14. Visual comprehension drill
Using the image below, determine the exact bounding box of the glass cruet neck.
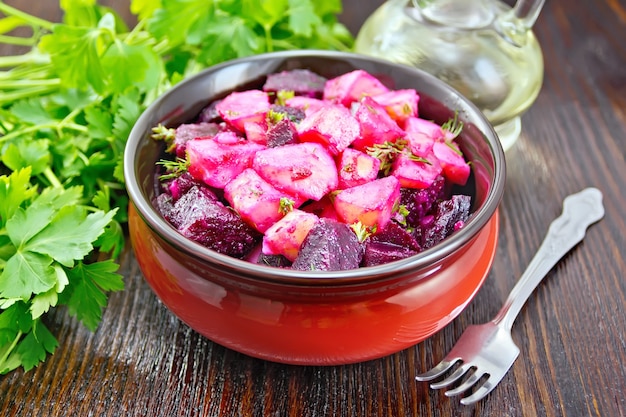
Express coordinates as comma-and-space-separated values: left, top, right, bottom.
494, 0, 546, 46
411, 0, 497, 29
411, 0, 545, 46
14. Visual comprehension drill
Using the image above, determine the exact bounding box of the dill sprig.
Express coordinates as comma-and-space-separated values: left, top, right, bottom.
157, 157, 189, 181
441, 111, 464, 139
151, 124, 177, 153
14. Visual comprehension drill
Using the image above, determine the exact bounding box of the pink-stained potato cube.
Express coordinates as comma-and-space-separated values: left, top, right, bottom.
252, 142, 339, 201
224, 168, 303, 233
372, 88, 420, 125
186, 132, 266, 189
285, 96, 326, 117
323, 69, 390, 107
432, 141, 470, 186
216, 90, 271, 132
243, 120, 268, 145
297, 103, 361, 155
337, 148, 381, 189
404, 116, 445, 141
351, 96, 406, 151
391, 151, 443, 189
333, 175, 401, 231
262, 209, 320, 261
403, 130, 435, 158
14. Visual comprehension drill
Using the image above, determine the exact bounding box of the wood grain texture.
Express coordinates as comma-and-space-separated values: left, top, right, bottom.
1, 0, 625, 416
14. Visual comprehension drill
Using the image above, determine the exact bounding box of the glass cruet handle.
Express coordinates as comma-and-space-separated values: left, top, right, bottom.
495, 0, 546, 46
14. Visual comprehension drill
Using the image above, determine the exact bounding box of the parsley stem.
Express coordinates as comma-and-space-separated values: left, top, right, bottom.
124, 17, 147, 44
0, 2, 54, 31
0, 86, 59, 106
263, 25, 274, 52
60, 107, 84, 126
0, 330, 22, 373
43, 167, 62, 189
0, 78, 60, 89
0, 122, 87, 144
0, 63, 53, 80
0, 35, 36, 46
0, 51, 50, 69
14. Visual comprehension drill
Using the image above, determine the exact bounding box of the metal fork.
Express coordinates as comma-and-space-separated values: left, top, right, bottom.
415, 187, 605, 405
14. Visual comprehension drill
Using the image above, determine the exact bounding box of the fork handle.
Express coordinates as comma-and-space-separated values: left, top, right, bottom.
492, 188, 605, 331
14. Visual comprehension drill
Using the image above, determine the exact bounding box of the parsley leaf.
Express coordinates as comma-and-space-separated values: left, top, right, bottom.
0, 251, 57, 300
39, 23, 109, 93
0, 168, 37, 229
63, 260, 123, 330
14, 319, 58, 372
23, 206, 117, 267
287, 0, 321, 37
0, 0, 353, 374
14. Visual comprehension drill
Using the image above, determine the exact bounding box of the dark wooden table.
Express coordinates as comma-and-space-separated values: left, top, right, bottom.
1, 1, 625, 416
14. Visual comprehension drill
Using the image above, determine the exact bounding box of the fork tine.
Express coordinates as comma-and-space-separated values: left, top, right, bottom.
459, 379, 497, 405
429, 362, 473, 389
443, 369, 485, 397
415, 359, 458, 381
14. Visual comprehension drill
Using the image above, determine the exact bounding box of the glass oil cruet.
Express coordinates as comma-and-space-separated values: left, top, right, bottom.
354, 0, 545, 151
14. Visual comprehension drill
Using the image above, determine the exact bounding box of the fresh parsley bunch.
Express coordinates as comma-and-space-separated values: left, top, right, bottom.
0, 0, 353, 374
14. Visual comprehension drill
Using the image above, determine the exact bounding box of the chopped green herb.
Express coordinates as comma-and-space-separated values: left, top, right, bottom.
151, 124, 177, 153
441, 111, 464, 139
366, 139, 408, 175
276, 90, 295, 106
267, 109, 286, 125
350, 221, 376, 243
156, 157, 189, 180
278, 197, 295, 215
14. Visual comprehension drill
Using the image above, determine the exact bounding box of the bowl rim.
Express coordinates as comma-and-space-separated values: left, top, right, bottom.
124, 50, 506, 285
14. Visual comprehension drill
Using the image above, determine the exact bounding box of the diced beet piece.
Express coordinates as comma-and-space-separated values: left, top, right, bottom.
362, 242, 418, 267
262, 209, 319, 261
301, 196, 340, 221
400, 175, 446, 227
285, 96, 326, 116
297, 103, 361, 155
197, 100, 221, 123
224, 168, 304, 233
323, 69, 390, 107
173, 122, 221, 157
270, 104, 306, 123
415, 194, 472, 250
432, 141, 470, 186
165, 172, 202, 201
257, 253, 292, 268
157, 185, 260, 257
369, 221, 421, 252
292, 218, 364, 271
372, 89, 420, 124
155, 193, 178, 226
337, 148, 381, 189
186, 132, 266, 189
351, 96, 406, 151
391, 151, 443, 189
263, 69, 327, 97
333, 176, 400, 231
266, 117, 299, 147
215, 90, 270, 132
252, 142, 338, 201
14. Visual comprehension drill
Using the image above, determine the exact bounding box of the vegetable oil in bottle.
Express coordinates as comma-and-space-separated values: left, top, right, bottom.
354, 0, 545, 151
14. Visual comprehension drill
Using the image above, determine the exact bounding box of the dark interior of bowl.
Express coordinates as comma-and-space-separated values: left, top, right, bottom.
125, 50, 505, 280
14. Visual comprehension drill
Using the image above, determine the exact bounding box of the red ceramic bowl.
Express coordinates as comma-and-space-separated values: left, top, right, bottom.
124, 50, 506, 365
